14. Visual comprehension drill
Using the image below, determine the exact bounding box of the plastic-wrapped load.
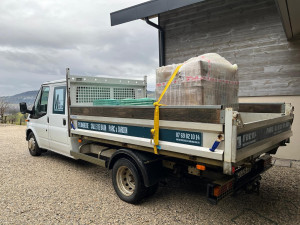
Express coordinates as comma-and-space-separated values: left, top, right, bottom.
155, 53, 239, 109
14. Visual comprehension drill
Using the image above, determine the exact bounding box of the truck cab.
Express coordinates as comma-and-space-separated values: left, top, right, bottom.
21, 80, 72, 157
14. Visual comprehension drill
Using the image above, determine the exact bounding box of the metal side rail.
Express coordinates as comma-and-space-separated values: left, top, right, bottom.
71, 151, 106, 167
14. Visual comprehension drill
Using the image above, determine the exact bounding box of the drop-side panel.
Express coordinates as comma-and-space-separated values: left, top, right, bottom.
235, 115, 293, 162
70, 106, 223, 124
70, 116, 224, 161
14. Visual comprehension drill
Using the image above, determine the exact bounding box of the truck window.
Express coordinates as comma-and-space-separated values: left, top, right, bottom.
31, 86, 50, 118
53, 86, 66, 114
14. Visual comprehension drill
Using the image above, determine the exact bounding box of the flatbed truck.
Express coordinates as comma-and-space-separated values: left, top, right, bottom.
20, 68, 294, 204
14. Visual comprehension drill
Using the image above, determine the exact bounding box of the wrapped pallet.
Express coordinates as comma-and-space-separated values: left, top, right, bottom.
155, 53, 239, 109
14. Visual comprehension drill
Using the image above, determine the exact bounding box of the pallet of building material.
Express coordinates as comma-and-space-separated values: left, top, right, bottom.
156, 53, 239, 109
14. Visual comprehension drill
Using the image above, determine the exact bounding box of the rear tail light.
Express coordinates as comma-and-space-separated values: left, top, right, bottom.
232, 166, 236, 174
213, 186, 221, 197
213, 180, 234, 198
196, 164, 206, 171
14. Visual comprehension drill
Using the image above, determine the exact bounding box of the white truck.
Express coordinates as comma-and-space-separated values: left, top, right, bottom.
20, 68, 294, 204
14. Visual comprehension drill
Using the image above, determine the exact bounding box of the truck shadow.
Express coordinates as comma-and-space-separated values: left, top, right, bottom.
39, 150, 299, 225
42, 150, 100, 168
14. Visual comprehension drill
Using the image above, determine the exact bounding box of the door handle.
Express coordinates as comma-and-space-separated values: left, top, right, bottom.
63, 118, 66, 126
47, 116, 49, 123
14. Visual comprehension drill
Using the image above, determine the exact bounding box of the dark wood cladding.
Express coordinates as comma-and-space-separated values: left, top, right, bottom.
159, 0, 300, 97
70, 107, 221, 123
239, 103, 283, 113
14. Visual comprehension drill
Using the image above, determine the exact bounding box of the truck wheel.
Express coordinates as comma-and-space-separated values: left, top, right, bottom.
112, 158, 146, 204
28, 132, 42, 156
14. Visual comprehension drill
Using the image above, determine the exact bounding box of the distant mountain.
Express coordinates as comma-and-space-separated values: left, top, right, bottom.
0, 90, 38, 105
0, 90, 38, 114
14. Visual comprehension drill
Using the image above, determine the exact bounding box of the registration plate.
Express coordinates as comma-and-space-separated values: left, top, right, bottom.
235, 167, 251, 179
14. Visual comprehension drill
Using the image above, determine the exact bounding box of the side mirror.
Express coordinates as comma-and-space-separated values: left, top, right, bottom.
19, 102, 31, 114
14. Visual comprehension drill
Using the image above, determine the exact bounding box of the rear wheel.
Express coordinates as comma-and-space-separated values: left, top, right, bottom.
112, 158, 146, 204
28, 132, 42, 156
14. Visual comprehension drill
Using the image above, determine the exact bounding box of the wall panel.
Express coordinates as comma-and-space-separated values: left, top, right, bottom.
160, 0, 300, 96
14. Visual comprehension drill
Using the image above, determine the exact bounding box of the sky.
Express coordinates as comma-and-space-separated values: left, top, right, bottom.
0, 0, 158, 96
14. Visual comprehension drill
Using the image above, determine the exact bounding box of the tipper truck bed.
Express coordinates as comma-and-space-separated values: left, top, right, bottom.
20, 68, 294, 204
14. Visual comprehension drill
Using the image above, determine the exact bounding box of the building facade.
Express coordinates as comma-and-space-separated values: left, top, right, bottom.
111, 0, 300, 159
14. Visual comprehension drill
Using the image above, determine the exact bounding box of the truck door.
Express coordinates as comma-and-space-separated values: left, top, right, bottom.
48, 86, 71, 156
29, 86, 50, 149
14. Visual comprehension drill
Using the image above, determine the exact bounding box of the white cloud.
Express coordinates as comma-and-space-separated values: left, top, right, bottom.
0, 0, 159, 96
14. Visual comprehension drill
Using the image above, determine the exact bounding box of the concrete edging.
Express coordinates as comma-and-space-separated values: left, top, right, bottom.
272, 158, 300, 168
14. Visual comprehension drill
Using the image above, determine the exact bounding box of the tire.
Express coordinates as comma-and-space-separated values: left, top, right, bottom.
112, 158, 146, 204
28, 132, 42, 156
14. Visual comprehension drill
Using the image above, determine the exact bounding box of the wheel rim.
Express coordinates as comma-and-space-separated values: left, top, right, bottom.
28, 137, 36, 151
116, 166, 135, 196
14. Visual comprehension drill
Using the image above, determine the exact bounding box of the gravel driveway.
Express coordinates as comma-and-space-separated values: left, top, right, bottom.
0, 125, 299, 224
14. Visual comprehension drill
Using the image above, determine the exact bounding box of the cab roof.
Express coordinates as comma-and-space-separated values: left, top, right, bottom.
42, 79, 66, 85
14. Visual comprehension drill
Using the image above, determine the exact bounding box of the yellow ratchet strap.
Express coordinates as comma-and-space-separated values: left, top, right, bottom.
151, 64, 182, 154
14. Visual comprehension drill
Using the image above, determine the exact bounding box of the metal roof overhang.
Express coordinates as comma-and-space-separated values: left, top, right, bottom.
276, 0, 300, 39
110, 0, 205, 26
111, 0, 300, 40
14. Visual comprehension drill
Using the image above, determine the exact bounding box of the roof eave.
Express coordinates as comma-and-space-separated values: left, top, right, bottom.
110, 0, 205, 26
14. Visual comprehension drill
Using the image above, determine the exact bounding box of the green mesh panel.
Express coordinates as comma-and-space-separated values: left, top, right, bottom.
93, 98, 155, 106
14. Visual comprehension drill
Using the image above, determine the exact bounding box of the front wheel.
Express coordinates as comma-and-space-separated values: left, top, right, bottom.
112, 158, 146, 204
28, 132, 42, 156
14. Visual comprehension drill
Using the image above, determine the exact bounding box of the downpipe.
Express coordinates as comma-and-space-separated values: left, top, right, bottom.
145, 17, 165, 67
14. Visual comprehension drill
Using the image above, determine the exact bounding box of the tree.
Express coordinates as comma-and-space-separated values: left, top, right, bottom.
0, 99, 9, 123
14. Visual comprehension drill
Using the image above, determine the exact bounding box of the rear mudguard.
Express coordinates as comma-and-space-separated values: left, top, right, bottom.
108, 149, 163, 187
